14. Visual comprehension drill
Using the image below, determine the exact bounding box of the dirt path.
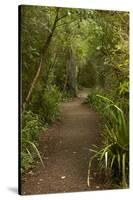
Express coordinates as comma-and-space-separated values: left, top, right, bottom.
21, 94, 108, 195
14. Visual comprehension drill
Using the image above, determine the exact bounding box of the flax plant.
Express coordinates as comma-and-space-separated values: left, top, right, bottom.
87, 95, 129, 188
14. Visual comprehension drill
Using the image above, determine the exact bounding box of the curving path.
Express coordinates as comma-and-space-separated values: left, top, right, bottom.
21, 93, 106, 195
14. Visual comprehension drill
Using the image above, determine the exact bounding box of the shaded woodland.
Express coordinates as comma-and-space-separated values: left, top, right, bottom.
20, 5, 129, 190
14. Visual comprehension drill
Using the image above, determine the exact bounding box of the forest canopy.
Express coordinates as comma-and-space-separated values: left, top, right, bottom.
21, 6, 129, 106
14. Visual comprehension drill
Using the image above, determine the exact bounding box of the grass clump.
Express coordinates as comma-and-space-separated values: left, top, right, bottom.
87, 94, 129, 188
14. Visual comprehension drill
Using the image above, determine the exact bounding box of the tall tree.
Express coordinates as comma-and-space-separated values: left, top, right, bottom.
22, 7, 69, 109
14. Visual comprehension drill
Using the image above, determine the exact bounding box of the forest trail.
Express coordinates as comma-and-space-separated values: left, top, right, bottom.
21, 91, 105, 195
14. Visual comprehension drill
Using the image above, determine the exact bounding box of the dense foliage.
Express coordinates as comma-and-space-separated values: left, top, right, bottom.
20, 5, 129, 187
84, 11, 129, 188
21, 111, 44, 172
87, 95, 129, 188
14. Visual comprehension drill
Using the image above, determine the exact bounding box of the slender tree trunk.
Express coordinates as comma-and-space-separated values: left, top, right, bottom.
63, 62, 68, 91
63, 74, 68, 91
23, 57, 42, 110
23, 8, 60, 109
67, 47, 77, 96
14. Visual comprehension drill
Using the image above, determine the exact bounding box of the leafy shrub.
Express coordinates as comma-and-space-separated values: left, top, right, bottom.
21, 111, 44, 173
86, 86, 129, 122
87, 95, 129, 188
30, 85, 62, 124
85, 88, 110, 121
21, 84, 62, 173
118, 80, 129, 96
61, 91, 73, 102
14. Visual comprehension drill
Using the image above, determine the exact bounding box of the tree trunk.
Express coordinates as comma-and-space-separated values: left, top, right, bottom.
67, 47, 77, 96
63, 62, 68, 91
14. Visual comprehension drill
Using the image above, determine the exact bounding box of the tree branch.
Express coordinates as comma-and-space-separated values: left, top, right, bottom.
55, 19, 77, 28
56, 14, 68, 22
23, 8, 60, 109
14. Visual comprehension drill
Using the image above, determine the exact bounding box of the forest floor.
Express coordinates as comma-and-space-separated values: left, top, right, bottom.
21, 89, 113, 195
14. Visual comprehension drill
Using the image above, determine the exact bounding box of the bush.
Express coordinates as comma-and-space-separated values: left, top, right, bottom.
30, 85, 62, 124
21, 111, 44, 173
21, 84, 62, 173
85, 88, 110, 121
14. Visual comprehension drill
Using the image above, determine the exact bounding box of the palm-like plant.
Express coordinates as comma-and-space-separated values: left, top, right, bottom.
87, 95, 129, 188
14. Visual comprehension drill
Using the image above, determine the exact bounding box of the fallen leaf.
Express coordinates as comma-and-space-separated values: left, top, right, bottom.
28, 171, 34, 175
61, 176, 66, 179
73, 151, 77, 154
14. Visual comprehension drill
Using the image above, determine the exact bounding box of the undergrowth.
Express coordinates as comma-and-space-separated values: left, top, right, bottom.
86, 90, 129, 188
21, 85, 62, 173
21, 111, 44, 173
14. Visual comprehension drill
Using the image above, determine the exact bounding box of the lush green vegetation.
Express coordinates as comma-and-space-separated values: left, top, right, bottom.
84, 11, 129, 188
20, 5, 129, 188
21, 111, 44, 172
87, 95, 129, 188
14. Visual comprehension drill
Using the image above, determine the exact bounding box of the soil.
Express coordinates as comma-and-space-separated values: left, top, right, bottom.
21, 91, 113, 195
